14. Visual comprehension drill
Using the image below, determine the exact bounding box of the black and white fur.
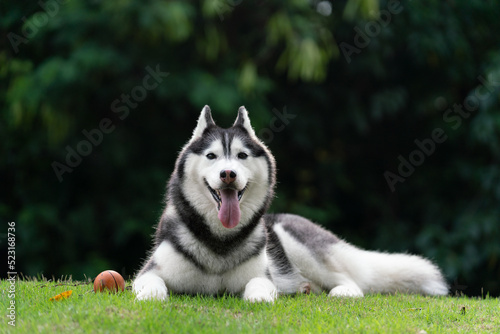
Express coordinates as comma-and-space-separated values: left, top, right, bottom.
133, 106, 448, 302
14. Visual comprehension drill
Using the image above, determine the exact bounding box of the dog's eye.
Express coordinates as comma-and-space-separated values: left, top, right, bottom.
206, 153, 217, 160
237, 152, 248, 160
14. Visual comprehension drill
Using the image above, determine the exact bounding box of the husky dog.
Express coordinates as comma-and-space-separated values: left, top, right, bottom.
133, 106, 448, 302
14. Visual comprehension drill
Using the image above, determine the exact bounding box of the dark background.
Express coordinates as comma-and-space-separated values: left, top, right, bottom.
1, 0, 499, 297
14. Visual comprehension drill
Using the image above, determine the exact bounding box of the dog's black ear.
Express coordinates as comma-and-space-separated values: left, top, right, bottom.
190, 105, 215, 141
233, 106, 256, 137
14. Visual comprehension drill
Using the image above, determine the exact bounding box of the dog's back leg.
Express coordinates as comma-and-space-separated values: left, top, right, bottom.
272, 214, 448, 297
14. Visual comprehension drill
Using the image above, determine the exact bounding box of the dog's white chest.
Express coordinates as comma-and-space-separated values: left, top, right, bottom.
152, 241, 269, 295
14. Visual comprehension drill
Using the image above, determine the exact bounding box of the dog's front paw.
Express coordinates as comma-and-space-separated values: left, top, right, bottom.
243, 277, 278, 303
328, 285, 363, 298
133, 273, 168, 301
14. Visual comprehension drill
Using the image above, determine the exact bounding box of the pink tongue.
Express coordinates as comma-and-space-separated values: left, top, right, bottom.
218, 189, 241, 228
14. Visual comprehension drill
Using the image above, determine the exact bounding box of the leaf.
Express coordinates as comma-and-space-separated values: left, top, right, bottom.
405, 308, 422, 311
49, 290, 73, 301
239, 62, 257, 94
343, 0, 379, 21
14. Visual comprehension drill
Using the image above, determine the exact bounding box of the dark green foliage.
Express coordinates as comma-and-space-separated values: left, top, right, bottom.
1, 0, 499, 296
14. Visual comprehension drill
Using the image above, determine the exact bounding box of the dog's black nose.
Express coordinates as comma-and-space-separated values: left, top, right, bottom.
220, 170, 237, 184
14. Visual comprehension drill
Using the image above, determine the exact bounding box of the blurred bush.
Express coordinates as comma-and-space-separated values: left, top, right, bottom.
1, 0, 499, 296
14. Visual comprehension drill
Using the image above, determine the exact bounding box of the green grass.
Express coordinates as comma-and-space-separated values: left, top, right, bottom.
1, 279, 499, 333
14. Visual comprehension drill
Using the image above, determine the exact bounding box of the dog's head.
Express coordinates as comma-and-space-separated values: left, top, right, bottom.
172, 106, 276, 230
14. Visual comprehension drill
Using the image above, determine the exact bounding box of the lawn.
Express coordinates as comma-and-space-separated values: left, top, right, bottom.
1, 279, 498, 333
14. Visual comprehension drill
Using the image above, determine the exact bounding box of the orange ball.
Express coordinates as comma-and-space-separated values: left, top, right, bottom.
93, 270, 125, 293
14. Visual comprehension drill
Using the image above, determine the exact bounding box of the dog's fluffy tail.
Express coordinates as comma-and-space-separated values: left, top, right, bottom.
333, 242, 449, 296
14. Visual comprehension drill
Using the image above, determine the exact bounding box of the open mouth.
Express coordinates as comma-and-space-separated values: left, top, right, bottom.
205, 179, 246, 229
205, 180, 246, 210
205, 181, 247, 211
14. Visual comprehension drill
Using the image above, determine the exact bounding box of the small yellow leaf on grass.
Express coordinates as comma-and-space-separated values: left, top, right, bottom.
50, 290, 73, 301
